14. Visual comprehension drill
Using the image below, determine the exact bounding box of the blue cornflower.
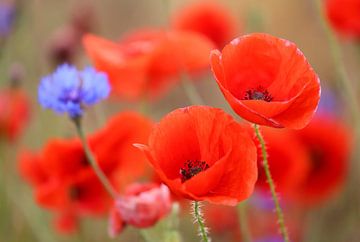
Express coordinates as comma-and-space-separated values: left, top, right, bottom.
38, 64, 111, 117
0, 3, 15, 38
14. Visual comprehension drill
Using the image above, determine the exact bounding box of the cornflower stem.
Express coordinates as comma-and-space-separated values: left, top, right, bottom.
181, 77, 205, 105
192, 201, 210, 242
253, 124, 290, 242
314, 0, 360, 135
238, 202, 252, 242
73, 117, 117, 198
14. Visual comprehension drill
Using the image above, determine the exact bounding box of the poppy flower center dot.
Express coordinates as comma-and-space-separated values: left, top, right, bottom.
69, 186, 82, 200
244, 86, 273, 102
80, 155, 90, 167
309, 148, 325, 174
180, 160, 209, 182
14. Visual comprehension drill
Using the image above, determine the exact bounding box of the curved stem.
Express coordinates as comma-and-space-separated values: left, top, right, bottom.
192, 201, 210, 242
314, 0, 360, 136
254, 124, 290, 242
73, 117, 117, 198
238, 202, 252, 242
181, 77, 205, 105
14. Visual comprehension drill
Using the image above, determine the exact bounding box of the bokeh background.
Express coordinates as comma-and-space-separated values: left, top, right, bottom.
1, 0, 360, 242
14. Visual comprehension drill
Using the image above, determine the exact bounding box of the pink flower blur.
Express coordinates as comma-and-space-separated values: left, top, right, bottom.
108, 183, 172, 237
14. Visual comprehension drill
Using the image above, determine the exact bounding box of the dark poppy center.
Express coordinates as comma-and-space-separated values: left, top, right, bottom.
80, 155, 90, 167
309, 148, 325, 174
180, 160, 209, 183
244, 86, 273, 102
69, 186, 83, 200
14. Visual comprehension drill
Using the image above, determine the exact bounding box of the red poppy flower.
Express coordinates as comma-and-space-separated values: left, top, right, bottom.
210, 33, 321, 129
254, 127, 310, 196
19, 139, 114, 216
293, 115, 352, 205
54, 211, 78, 234
108, 183, 171, 237
171, 1, 238, 48
136, 106, 257, 205
83, 29, 215, 101
18, 111, 153, 232
92, 112, 155, 189
0, 88, 30, 142
325, 0, 360, 38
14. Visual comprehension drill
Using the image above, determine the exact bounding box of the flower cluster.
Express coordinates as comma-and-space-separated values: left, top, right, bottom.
16, 1, 360, 241
18, 112, 153, 233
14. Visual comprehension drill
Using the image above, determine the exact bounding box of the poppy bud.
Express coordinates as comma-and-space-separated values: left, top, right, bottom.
108, 183, 172, 237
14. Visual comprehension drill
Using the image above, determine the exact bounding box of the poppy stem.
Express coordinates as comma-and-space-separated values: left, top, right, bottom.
181, 76, 205, 105
139, 230, 152, 242
314, 0, 360, 136
73, 117, 118, 199
253, 124, 290, 242
192, 201, 210, 242
238, 202, 252, 242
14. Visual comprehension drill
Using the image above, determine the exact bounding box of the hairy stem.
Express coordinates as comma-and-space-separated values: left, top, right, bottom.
254, 124, 290, 242
73, 117, 117, 198
192, 201, 210, 242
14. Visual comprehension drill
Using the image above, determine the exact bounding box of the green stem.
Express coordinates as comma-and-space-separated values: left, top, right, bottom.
314, 0, 360, 136
254, 124, 290, 242
192, 201, 210, 242
73, 117, 117, 198
139, 230, 153, 242
181, 78, 204, 105
238, 202, 252, 242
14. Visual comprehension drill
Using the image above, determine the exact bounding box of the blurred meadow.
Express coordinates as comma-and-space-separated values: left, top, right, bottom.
1, 0, 360, 242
